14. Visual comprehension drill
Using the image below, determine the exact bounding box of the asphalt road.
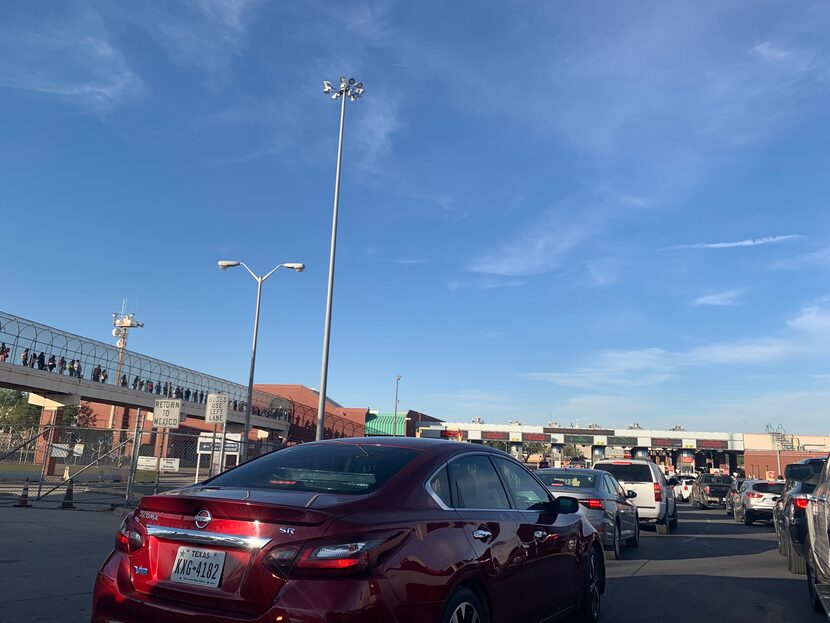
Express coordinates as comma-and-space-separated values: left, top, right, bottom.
0, 504, 823, 623
604, 504, 825, 623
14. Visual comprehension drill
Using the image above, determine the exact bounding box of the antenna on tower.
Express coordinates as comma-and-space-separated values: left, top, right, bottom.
107, 303, 144, 429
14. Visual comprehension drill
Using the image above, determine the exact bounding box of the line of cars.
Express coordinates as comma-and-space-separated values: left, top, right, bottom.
90, 441, 689, 623
537, 458, 681, 561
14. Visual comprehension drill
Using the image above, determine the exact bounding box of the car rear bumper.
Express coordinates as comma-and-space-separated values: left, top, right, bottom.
745, 507, 774, 518
91, 559, 437, 623
788, 519, 809, 554
636, 504, 665, 522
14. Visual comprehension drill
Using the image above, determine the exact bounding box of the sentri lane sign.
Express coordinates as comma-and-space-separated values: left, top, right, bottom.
153, 399, 182, 429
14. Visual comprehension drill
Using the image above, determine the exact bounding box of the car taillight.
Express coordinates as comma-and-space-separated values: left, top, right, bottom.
794, 497, 809, 510
746, 492, 763, 499
115, 514, 145, 553
704, 486, 710, 495
653, 482, 662, 502
579, 499, 605, 510
263, 530, 409, 578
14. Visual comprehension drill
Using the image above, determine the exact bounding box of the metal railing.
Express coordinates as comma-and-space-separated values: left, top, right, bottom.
0, 310, 290, 422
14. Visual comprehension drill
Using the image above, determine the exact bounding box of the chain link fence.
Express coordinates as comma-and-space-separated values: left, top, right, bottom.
0, 424, 282, 509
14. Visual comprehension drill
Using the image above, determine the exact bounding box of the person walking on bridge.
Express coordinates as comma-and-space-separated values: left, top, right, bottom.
20, 348, 29, 367
92, 364, 101, 382
75, 360, 83, 379
58, 356, 66, 374
47, 354, 56, 372
0, 343, 8, 363
37, 352, 46, 370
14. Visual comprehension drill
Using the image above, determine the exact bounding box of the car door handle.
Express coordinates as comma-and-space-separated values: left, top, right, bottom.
472, 529, 492, 541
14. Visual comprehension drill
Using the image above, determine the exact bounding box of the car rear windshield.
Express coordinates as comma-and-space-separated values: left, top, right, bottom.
593, 463, 652, 483
536, 470, 597, 488
754, 482, 785, 494
699, 475, 734, 484
206, 443, 420, 494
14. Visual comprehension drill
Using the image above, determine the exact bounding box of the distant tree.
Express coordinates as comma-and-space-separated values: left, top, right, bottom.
563, 444, 585, 460
64, 403, 96, 428
482, 440, 510, 453
522, 441, 544, 461
0, 390, 40, 429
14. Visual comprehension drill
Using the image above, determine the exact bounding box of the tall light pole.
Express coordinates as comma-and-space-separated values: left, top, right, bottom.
393, 374, 402, 437
219, 260, 305, 461
108, 303, 143, 430
316, 76, 364, 441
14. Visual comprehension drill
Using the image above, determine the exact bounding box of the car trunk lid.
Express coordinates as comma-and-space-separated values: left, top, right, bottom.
127, 488, 355, 616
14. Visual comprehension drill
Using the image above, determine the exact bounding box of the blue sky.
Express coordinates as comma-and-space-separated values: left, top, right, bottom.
1, 1, 828, 433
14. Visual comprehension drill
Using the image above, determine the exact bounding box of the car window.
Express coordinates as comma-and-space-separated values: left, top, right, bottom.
536, 470, 597, 489
754, 482, 785, 495
594, 463, 653, 483
495, 458, 551, 510
609, 475, 627, 498
207, 443, 420, 494
448, 455, 511, 509
429, 466, 452, 507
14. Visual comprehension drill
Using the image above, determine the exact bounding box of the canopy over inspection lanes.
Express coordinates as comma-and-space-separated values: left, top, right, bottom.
0, 310, 290, 436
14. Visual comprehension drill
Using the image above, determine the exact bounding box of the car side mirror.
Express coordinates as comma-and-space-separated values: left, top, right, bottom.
785, 464, 815, 482
667, 478, 679, 487
625, 490, 637, 499
554, 496, 580, 514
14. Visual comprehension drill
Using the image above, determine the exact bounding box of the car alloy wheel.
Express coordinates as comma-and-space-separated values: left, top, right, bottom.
576, 548, 602, 623
442, 588, 486, 623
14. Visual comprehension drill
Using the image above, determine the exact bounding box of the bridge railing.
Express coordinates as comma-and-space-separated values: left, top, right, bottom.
0, 310, 289, 423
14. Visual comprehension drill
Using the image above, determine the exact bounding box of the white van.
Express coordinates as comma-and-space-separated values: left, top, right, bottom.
593, 459, 679, 534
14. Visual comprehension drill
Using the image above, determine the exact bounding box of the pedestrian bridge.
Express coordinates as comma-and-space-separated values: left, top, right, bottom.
0, 310, 290, 436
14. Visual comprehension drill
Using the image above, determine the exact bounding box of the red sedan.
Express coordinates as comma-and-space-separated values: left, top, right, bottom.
92, 438, 604, 623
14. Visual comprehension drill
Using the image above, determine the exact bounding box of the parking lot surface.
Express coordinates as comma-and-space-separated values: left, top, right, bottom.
0, 504, 822, 622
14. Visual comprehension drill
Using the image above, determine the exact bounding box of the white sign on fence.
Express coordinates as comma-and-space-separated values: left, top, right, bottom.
137, 456, 158, 470
205, 393, 228, 424
153, 399, 182, 429
160, 458, 180, 472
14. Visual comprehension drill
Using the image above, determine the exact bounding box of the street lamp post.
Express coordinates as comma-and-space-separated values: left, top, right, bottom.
219, 260, 305, 461
316, 76, 364, 441
393, 375, 401, 437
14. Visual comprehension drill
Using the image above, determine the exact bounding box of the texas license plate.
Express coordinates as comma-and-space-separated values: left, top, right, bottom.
170, 546, 225, 588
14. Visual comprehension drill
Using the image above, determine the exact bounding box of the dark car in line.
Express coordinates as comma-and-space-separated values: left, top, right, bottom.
92, 438, 605, 623
537, 468, 639, 560
690, 473, 733, 508
775, 457, 826, 575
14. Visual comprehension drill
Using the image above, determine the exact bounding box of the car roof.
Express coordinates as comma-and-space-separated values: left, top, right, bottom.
305, 436, 473, 451
593, 459, 656, 465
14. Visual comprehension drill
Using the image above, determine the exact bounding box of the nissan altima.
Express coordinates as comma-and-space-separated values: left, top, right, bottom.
92, 438, 604, 623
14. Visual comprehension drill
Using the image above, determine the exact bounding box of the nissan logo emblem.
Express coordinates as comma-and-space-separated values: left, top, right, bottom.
194, 509, 212, 529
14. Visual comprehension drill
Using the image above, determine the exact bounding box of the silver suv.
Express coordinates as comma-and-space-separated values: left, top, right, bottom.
593, 459, 679, 534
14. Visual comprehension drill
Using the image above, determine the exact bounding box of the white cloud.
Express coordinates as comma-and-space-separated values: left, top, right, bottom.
667, 235, 801, 250
352, 92, 403, 174
131, 0, 258, 75
788, 306, 830, 333
468, 197, 599, 277
773, 247, 830, 270
522, 336, 805, 389
693, 289, 744, 306
0, 13, 144, 111
584, 260, 619, 288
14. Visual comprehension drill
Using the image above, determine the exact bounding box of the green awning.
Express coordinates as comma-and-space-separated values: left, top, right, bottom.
365, 413, 407, 436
